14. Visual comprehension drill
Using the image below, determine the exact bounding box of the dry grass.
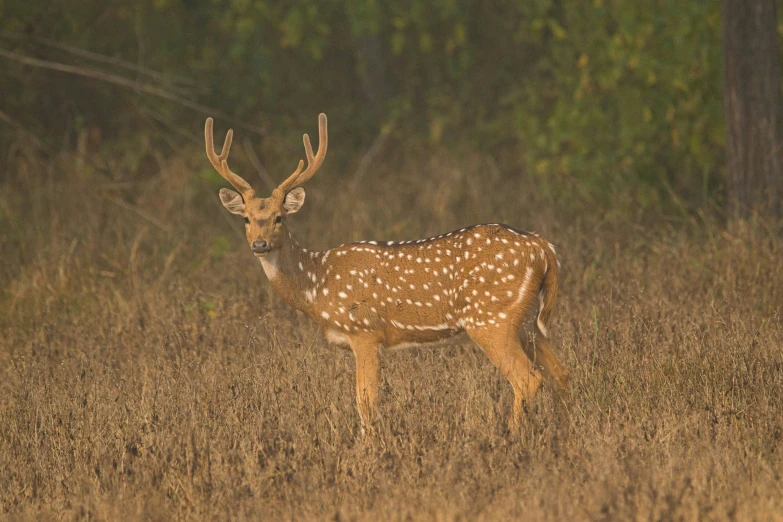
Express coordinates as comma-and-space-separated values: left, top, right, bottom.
1, 143, 781, 521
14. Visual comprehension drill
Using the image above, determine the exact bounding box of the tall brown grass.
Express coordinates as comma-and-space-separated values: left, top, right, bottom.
1, 140, 781, 521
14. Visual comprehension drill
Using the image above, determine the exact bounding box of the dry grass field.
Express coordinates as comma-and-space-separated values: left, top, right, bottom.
1, 143, 781, 521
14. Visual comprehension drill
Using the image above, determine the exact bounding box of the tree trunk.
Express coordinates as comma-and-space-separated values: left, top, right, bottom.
722, 0, 782, 218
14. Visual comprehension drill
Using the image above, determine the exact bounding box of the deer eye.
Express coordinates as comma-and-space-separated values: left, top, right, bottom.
275, 215, 283, 224
243, 217, 250, 224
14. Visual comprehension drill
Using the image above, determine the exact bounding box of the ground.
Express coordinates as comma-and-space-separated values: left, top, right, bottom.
1, 150, 781, 520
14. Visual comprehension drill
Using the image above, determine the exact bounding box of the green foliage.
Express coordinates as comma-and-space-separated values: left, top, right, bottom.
510, 1, 725, 207
0, 0, 743, 211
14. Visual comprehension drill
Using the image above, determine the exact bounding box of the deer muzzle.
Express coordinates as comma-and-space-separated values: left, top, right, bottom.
251, 239, 270, 255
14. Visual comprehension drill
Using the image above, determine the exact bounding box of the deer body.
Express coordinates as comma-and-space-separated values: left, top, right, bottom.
205, 114, 568, 433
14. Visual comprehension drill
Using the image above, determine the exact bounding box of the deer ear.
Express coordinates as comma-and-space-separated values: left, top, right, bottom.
283, 187, 306, 214
219, 188, 245, 215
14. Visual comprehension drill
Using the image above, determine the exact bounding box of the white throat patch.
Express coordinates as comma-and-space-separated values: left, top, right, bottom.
259, 251, 280, 281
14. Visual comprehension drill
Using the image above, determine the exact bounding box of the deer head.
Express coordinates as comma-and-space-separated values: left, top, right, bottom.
205, 114, 328, 256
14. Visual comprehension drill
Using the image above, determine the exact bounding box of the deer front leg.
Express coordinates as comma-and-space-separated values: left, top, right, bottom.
349, 338, 381, 437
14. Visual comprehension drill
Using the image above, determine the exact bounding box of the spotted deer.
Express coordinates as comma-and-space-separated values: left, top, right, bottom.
205, 114, 569, 433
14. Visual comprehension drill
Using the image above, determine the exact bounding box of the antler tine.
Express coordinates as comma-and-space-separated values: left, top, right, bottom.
278, 113, 328, 192
303, 134, 315, 165
205, 117, 254, 196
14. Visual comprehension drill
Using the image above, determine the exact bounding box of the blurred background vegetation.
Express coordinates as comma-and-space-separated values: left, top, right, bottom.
0, 0, 780, 215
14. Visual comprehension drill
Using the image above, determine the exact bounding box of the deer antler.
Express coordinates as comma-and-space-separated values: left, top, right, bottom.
277, 113, 328, 193
205, 117, 254, 197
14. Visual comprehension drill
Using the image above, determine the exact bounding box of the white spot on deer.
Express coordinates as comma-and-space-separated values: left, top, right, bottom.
338, 291, 348, 299
299, 262, 304, 271
335, 274, 341, 280
321, 311, 330, 320
322, 288, 329, 296
326, 329, 350, 345
346, 284, 353, 290
434, 295, 441, 301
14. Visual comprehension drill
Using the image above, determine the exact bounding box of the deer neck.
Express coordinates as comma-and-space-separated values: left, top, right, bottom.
258, 227, 320, 314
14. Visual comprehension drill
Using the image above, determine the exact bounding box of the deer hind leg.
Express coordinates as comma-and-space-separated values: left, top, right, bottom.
520, 324, 569, 391
467, 326, 543, 428
348, 337, 381, 436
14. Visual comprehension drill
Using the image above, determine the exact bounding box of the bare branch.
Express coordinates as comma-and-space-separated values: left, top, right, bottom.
0, 47, 266, 136
242, 137, 277, 193
0, 31, 206, 96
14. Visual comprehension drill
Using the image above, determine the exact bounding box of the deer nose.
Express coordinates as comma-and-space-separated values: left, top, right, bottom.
251, 239, 269, 254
